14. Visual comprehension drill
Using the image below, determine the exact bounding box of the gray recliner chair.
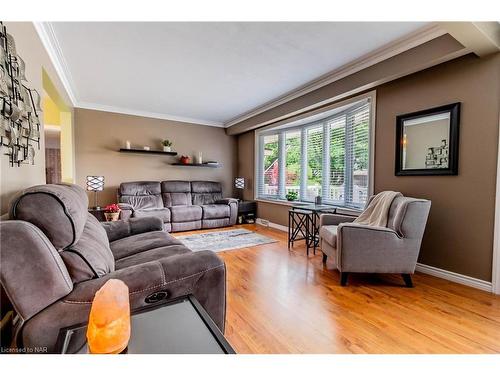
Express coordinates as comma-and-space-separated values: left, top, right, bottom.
0, 183, 226, 352
319, 195, 431, 287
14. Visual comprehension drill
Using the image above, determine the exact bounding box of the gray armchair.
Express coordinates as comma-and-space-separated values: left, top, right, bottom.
319, 195, 431, 287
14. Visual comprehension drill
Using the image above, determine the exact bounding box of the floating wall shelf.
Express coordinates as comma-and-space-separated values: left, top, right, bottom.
119, 148, 178, 156
170, 163, 220, 168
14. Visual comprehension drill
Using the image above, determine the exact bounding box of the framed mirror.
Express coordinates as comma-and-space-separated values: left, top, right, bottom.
395, 102, 460, 176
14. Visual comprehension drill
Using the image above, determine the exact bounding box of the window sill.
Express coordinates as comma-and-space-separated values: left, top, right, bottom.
255, 198, 362, 215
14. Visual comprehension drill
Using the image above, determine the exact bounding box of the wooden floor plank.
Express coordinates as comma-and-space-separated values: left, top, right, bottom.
174, 224, 500, 353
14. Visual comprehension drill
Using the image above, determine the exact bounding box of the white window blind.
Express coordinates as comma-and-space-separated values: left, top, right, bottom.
305, 125, 323, 202
256, 96, 372, 209
259, 134, 280, 198
328, 115, 346, 203
285, 130, 301, 199
347, 102, 371, 207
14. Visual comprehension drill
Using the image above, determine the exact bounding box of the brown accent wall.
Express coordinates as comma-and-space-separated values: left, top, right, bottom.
375, 53, 500, 281
75, 108, 237, 206
237, 53, 500, 281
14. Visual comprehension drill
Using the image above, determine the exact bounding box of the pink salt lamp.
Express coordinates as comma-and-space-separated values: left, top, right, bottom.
86, 279, 131, 354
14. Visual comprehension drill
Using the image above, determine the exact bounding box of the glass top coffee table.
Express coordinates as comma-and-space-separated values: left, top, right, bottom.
56, 295, 235, 354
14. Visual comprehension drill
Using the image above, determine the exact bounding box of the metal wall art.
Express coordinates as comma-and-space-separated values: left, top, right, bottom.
0, 21, 42, 167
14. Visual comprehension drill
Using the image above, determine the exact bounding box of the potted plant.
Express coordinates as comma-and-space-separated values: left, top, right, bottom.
104, 204, 121, 222
161, 139, 173, 152
286, 191, 298, 201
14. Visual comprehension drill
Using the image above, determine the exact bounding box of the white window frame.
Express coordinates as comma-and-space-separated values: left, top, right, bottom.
254, 91, 376, 211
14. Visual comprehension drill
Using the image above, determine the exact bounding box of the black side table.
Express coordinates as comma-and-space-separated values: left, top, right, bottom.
288, 204, 337, 255
237, 201, 256, 224
88, 208, 106, 222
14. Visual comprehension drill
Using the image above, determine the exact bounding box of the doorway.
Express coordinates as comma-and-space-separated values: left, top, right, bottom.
42, 69, 74, 184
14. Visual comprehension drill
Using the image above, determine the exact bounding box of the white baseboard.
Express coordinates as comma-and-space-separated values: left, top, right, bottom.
415, 263, 492, 292
256, 217, 493, 293
256, 218, 288, 232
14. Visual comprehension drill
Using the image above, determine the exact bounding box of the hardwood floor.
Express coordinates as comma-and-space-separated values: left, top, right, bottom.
176, 224, 500, 353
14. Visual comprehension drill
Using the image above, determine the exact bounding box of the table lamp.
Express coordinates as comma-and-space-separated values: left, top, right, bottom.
86, 279, 131, 354
234, 177, 245, 200
86, 176, 105, 209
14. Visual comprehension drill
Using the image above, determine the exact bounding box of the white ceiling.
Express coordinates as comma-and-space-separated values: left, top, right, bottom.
44, 22, 429, 126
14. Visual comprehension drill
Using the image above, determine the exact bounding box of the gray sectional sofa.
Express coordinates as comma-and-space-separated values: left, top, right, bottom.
0, 183, 226, 352
118, 180, 238, 232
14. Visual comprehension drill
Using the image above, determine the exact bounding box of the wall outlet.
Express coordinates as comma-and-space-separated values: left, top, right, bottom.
260, 219, 269, 227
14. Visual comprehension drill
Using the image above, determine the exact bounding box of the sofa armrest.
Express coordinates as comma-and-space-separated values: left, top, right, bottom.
319, 213, 357, 226
0, 221, 73, 321
215, 198, 238, 205
101, 216, 164, 242
336, 223, 419, 274
215, 198, 238, 225
118, 203, 134, 221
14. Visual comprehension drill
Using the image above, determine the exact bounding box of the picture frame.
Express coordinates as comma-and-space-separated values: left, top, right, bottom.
395, 102, 460, 176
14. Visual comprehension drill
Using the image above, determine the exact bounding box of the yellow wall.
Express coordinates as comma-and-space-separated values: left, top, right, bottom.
42, 70, 75, 183
43, 95, 61, 126
60, 112, 74, 183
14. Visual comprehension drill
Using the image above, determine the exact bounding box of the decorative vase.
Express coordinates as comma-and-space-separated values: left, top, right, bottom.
198, 151, 203, 164
179, 155, 190, 164
125, 141, 131, 149
163, 146, 171, 152
105, 212, 120, 222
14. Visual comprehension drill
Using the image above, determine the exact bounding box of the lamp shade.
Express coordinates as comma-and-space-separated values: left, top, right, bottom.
234, 177, 245, 189
86, 176, 105, 192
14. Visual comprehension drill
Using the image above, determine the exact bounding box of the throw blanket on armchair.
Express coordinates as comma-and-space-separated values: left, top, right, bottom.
354, 191, 402, 227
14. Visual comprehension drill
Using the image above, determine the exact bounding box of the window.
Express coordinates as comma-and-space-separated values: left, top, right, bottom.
305, 125, 323, 201
256, 95, 373, 209
258, 134, 280, 198
285, 130, 301, 198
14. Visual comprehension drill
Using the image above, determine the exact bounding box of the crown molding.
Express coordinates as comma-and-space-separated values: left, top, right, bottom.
439, 21, 500, 57
34, 22, 225, 127
76, 101, 225, 127
224, 23, 447, 128
33, 22, 78, 106
34, 21, 450, 129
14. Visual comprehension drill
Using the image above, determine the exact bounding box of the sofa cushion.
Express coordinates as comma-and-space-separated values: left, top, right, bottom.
320, 225, 338, 247
202, 218, 230, 229
119, 181, 163, 209
170, 205, 203, 222
9, 183, 89, 251
115, 245, 191, 270
161, 181, 192, 207
171, 221, 202, 232
134, 208, 171, 223
191, 181, 223, 205
60, 214, 115, 283
201, 204, 230, 219
110, 231, 183, 260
